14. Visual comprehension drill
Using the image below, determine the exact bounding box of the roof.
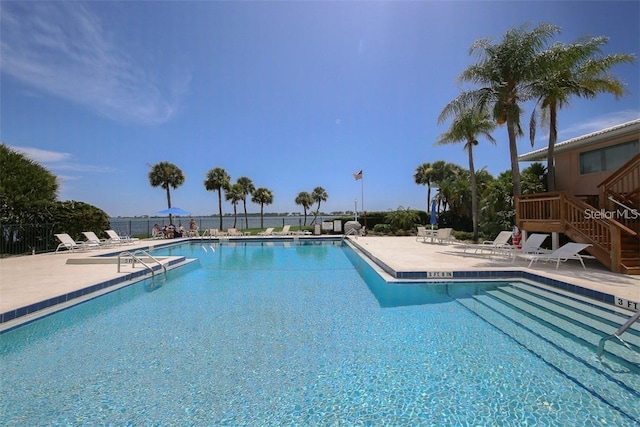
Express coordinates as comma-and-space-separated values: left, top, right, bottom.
518, 118, 640, 162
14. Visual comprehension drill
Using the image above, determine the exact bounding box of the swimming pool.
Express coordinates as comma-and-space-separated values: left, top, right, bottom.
1, 241, 638, 425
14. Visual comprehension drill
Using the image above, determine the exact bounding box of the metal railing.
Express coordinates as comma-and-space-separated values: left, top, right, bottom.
597, 310, 640, 360
117, 249, 167, 281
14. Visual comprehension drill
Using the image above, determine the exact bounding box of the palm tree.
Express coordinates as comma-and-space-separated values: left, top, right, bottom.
251, 187, 273, 229
225, 183, 244, 228
311, 186, 328, 225
413, 163, 436, 213
148, 161, 185, 224
236, 176, 255, 229
204, 167, 230, 230
295, 191, 314, 226
529, 36, 634, 191
445, 23, 560, 196
437, 104, 496, 241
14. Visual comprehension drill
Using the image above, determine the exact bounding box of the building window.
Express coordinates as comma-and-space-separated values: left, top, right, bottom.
579, 140, 639, 174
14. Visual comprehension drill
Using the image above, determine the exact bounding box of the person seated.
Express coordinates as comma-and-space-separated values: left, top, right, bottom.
152, 224, 162, 238
164, 224, 174, 239
189, 218, 199, 236
177, 223, 185, 238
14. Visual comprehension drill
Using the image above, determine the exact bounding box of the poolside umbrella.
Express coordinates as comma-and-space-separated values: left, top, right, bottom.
157, 207, 191, 216
157, 207, 191, 225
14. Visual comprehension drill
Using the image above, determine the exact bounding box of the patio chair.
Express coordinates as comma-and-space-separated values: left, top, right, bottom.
459, 230, 512, 253
516, 242, 593, 269
274, 225, 292, 236
258, 227, 275, 236
55, 233, 95, 253
105, 229, 138, 245
82, 231, 113, 248
416, 226, 437, 242
433, 228, 453, 244
226, 228, 243, 237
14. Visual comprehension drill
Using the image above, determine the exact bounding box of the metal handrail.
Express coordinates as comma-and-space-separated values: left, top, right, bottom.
117, 249, 167, 279
597, 310, 640, 360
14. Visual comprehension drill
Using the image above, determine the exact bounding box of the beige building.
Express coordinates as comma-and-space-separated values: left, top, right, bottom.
519, 118, 639, 204
516, 119, 639, 275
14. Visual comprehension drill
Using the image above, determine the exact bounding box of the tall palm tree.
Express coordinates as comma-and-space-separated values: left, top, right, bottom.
148, 161, 185, 224
311, 186, 328, 225
295, 191, 314, 226
413, 162, 436, 213
251, 187, 273, 229
204, 167, 230, 230
445, 23, 560, 196
437, 105, 496, 241
225, 183, 244, 228
529, 36, 634, 191
236, 176, 255, 229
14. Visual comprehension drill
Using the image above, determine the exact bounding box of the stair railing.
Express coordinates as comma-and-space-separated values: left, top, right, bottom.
597, 310, 640, 360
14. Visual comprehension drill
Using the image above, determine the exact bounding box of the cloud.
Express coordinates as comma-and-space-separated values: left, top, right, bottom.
8, 144, 113, 173
558, 110, 640, 139
0, 2, 189, 125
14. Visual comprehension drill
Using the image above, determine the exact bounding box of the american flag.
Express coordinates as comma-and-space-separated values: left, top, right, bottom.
353, 170, 363, 180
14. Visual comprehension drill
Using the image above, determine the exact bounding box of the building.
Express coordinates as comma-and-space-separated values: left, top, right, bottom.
516, 119, 639, 274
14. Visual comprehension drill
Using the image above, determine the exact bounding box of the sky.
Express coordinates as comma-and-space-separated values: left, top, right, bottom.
1, 1, 639, 218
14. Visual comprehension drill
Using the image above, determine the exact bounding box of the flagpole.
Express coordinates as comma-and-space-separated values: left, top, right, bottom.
361, 172, 366, 231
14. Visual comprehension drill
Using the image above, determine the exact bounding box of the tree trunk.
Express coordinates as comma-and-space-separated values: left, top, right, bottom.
243, 199, 249, 229
507, 119, 522, 196
218, 191, 223, 230
547, 103, 558, 192
468, 145, 478, 242
165, 187, 173, 224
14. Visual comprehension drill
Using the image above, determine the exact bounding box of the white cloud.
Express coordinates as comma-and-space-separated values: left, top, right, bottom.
0, 2, 189, 125
558, 110, 640, 139
7, 144, 113, 173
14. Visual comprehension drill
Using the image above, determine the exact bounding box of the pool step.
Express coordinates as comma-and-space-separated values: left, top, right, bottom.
454, 285, 640, 423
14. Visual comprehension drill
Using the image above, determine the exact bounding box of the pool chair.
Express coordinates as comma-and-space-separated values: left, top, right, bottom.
516, 242, 593, 269
226, 228, 244, 237
105, 229, 138, 245
82, 231, 113, 248
258, 227, 275, 236
428, 228, 453, 244
503, 233, 550, 258
55, 233, 95, 253
416, 226, 437, 243
274, 225, 292, 236
458, 230, 513, 253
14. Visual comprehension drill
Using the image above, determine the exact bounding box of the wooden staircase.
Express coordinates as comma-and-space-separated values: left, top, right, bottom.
516, 154, 640, 275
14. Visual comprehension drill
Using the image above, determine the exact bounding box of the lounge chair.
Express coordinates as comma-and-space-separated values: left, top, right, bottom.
274, 225, 291, 236
459, 230, 513, 253
226, 228, 243, 237
516, 242, 593, 269
503, 233, 549, 259
82, 231, 113, 248
55, 233, 95, 253
258, 227, 275, 236
105, 229, 138, 245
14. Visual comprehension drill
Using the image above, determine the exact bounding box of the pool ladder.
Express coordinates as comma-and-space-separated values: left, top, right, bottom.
596, 309, 640, 360
342, 228, 359, 242
117, 249, 167, 285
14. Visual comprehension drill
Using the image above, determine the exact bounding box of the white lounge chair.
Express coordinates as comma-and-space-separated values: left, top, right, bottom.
258, 227, 275, 236
459, 230, 513, 253
504, 233, 549, 258
274, 225, 291, 236
82, 231, 113, 248
226, 228, 243, 237
516, 242, 593, 269
55, 233, 95, 253
105, 229, 138, 245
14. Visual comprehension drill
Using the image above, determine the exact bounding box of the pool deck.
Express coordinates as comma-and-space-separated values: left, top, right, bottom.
1, 236, 639, 329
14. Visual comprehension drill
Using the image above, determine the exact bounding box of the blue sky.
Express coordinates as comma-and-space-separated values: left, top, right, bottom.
1, 1, 639, 217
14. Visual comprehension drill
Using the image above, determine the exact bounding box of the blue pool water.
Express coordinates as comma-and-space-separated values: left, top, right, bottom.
1, 241, 638, 425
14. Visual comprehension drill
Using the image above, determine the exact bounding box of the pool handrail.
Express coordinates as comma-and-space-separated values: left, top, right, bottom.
596, 309, 640, 360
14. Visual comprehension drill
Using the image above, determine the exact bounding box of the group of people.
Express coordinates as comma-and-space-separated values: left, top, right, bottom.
153, 218, 199, 239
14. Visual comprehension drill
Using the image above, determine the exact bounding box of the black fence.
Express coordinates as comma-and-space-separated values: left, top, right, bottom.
1, 223, 58, 256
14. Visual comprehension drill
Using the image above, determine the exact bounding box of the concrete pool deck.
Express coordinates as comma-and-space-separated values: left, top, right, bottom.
1, 236, 638, 328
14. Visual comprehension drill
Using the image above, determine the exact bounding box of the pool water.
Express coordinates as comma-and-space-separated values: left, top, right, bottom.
1, 241, 638, 426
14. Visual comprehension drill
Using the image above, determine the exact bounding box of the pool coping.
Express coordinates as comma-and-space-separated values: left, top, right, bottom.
345, 239, 631, 310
